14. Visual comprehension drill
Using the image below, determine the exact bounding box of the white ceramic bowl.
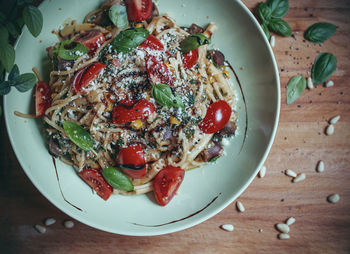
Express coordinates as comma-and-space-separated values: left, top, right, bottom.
4, 0, 279, 235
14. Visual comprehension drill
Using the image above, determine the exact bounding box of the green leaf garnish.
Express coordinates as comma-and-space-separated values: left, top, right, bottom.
57, 40, 89, 60
14, 73, 36, 92
152, 83, 185, 109
111, 28, 149, 53
286, 75, 306, 105
268, 18, 292, 37
109, 4, 129, 29
0, 25, 9, 44
8, 64, 19, 82
209, 156, 220, 162
261, 23, 271, 40
23, 5, 43, 37
257, 2, 271, 24
311, 53, 337, 84
266, 0, 289, 18
180, 34, 211, 54
63, 121, 95, 151
0, 81, 11, 95
0, 43, 15, 72
102, 167, 134, 191
304, 22, 337, 43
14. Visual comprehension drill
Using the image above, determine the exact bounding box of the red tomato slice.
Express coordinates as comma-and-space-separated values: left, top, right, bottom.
125, 0, 153, 22
138, 34, 164, 51
198, 100, 232, 134
153, 166, 185, 206
35, 81, 52, 117
78, 168, 113, 200
182, 48, 198, 69
112, 99, 155, 124
74, 29, 105, 55
72, 62, 106, 94
116, 145, 146, 179
146, 55, 174, 86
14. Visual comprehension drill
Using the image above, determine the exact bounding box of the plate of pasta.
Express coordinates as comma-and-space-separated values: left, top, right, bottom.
4, 0, 280, 235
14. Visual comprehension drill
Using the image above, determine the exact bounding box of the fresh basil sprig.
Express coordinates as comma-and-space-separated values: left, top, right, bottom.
286, 75, 306, 105
23, 5, 43, 37
152, 83, 185, 109
109, 4, 128, 29
180, 34, 211, 54
112, 28, 149, 53
0, 42, 15, 72
0, 64, 36, 95
63, 121, 95, 151
304, 22, 337, 43
268, 18, 292, 37
102, 167, 134, 191
258, 2, 272, 24
266, 0, 289, 18
56, 40, 89, 60
312, 53, 337, 84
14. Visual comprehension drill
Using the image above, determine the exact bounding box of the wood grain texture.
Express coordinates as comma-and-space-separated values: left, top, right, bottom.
1, 0, 349, 253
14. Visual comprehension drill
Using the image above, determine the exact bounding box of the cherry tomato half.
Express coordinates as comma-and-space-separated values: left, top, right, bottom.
138, 34, 164, 51
116, 145, 146, 179
35, 81, 52, 117
78, 168, 113, 200
125, 0, 153, 22
198, 100, 232, 134
112, 99, 155, 124
146, 55, 174, 86
72, 62, 106, 94
153, 166, 185, 206
182, 48, 198, 69
74, 29, 105, 55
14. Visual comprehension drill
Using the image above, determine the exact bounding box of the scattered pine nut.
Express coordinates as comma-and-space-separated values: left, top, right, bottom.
270, 35, 276, 47
307, 77, 314, 89
259, 228, 263, 233
327, 193, 340, 203
44, 217, 56, 226
236, 201, 245, 212
325, 80, 334, 87
285, 169, 297, 178
293, 173, 306, 183
63, 220, 75, 228
329, 115, 340, 124
276, 223, 290, 233
220, 224, 234, 232
278, 233, 290, 240
259, 165, 266, 178
316, 161, 325, 173
34, 224, 46, 234
286, 217, 296, 226
326, 124, 334, 135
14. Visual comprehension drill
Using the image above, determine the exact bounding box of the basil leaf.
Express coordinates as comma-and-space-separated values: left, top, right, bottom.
0, 43, 15, 72
0, 25, 9, 45
180, 34, 211, 54
23, 5, 43, 37
109, 4, 128, 29
8, 64, 19, 82
102, 167, 134, 191
312, 53, 337, 84
261, 23, 271, 40
0, 80, 11, 95
14, 73, 37, 92
152, 83, 185, 109
257, 2, 271, 24
268, 18, 291, 37
112, 28, 149, 53
63, 121, 95, 151
304, 22, 337, 43
57, 40, 89, 60
266, 0, 289, 18
286, 75, 306, 105
6, 22, 21, 39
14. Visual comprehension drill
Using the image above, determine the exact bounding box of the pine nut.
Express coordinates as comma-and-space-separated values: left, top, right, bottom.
293, 173, 306, 183
327, 193, 340, 203
44, 217, 56, 226
259, 165, 266, 178
326, 124, 334, 135
64, 220, 75, 228
329, 115, 340, 124
236, 201, 245, 212
220, 224, 234, 232
276, 223, 290, 233
270, 36, 276, 47
286, 217, 296, 226
307, 77, 314, 89
316, 161, 325, 173
285, 169, 297, 178
278, 233, 290, 240
34, 224, 46, 234
325, 80, 334, 87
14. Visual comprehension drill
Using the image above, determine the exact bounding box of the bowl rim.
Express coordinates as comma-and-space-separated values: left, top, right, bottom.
3, 0, 280, 236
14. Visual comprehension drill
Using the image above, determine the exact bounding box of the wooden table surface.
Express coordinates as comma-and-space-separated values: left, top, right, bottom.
1, 0, 349, 253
